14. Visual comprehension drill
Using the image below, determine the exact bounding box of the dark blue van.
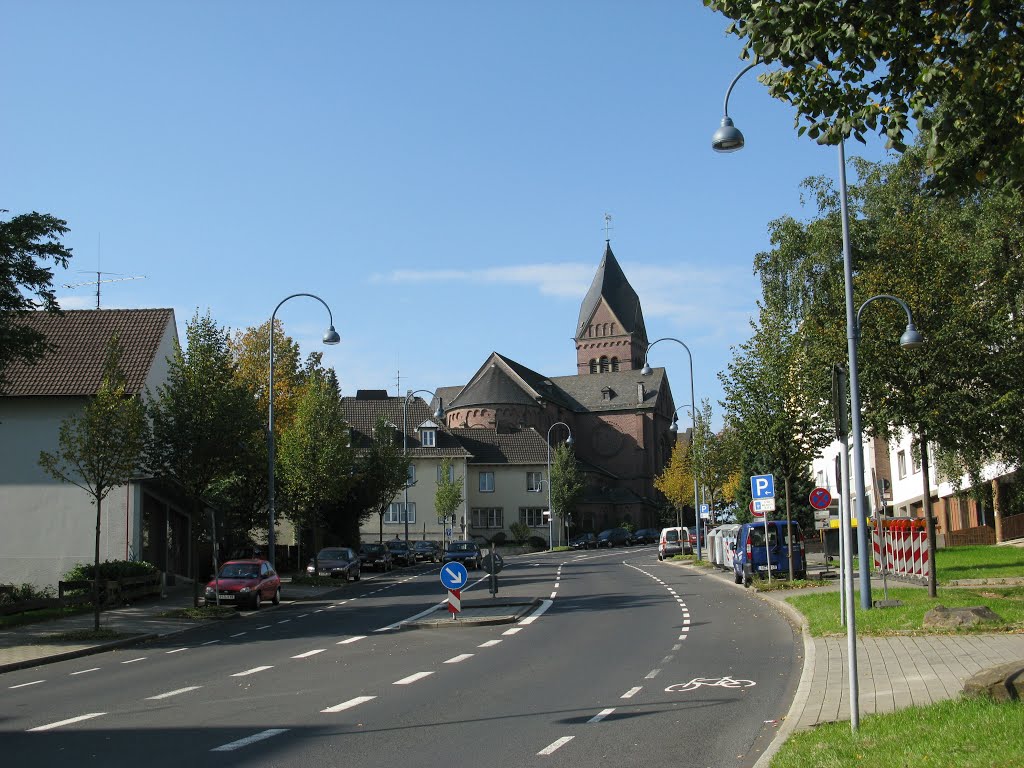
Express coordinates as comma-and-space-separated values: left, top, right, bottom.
732, 521, 806, 586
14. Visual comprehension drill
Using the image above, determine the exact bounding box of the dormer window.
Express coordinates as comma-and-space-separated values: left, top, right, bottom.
601, 386, 615, 401
416, 419, 439, 448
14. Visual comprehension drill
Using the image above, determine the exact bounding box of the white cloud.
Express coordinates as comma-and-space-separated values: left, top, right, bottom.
372, 263, 594, 299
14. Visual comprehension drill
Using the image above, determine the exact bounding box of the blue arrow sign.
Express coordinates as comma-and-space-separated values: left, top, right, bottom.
440, 562, 468, 590
751, 474, 776, 499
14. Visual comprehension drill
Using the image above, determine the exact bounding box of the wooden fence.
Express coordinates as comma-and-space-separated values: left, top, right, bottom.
0, 572, 162, 618
1002, 513, 1024, 542
946, 525, 997, 547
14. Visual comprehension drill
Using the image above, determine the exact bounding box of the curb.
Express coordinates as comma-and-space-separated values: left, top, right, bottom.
407, 599, 540, 630
0, 632, 158, 674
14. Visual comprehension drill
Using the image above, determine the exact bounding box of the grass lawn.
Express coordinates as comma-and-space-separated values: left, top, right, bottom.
771, 696, 1024, 768
936, 545, 1024, 583
787, 587, 1024, 636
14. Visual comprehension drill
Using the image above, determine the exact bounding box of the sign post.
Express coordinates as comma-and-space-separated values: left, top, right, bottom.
440, 562, 469, 620
750, 474, 776, 583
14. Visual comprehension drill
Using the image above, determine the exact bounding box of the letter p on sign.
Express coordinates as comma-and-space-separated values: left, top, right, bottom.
751, 474, 775, 499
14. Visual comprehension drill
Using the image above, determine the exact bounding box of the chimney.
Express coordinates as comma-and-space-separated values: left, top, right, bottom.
637, 382, 645, 404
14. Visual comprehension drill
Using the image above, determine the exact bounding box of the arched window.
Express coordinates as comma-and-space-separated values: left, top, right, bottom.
611, 357, 620, 372
611, 323, 616, 335
589, 359, 598, 374
599, 356, 609, 372
602, 323, 609, 336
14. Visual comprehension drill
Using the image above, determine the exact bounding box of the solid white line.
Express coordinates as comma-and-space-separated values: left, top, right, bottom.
538, 736, 574, 755
211, 728, 289, 752
146, 686, 201, 700
9, 680, 44, 689
519, 599, 553, 625
231, 666, 273, 677
292, 649, 325, 659
621, 686, 642, 698
444, 654, 474, 664
70, 667, 100, 676
502, 627, 523, 635
337, 635, 366, 644
645, 669, 661, 679
375, 600, 448, 632
166, 648, 188, 654
588, 708, 615, 723
121, 657, 147, 663
321, 696, 376, 713
29, 712, 106, 732
478, 639, 502, 648
394, 671, 434, 685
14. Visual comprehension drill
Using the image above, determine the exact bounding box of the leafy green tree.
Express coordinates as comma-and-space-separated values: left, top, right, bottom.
229, 319, 302, 437
655, 439, 696, 526
278, 369, 353, 571
434, 457, 463, 542
38, 335, 148, 630
550, 442, 583, 544
509, 521, 530, 544
146, 311, 263, 606
352, 415, 411, 543
704, 0, 1024, 192
0, 210, 74, 393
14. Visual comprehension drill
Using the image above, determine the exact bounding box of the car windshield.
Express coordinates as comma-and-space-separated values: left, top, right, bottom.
362, 544, 385, 553
388, 542, 407, 550
318, 549, 348, 560
448, 543, 477, 552
413, 542, 434, 550
665, 530, 679, 542
219, 564, 258, 579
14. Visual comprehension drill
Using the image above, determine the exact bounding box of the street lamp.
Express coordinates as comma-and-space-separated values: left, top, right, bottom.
403, 389, 445, 544
267, 293, 340, 568
546, 422, 573, 549
641, 337, 701, 560
666, 403, 695, 528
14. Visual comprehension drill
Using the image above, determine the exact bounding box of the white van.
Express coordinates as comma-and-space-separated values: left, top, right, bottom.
658, 527, 691, 560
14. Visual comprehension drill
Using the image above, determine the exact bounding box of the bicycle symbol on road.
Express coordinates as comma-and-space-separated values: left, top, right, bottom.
665, 676, 756, 693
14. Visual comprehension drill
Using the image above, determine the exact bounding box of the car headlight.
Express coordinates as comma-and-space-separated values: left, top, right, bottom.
306, 565, 315, 573
239, 586, 251, 593
205, 586, 215, 594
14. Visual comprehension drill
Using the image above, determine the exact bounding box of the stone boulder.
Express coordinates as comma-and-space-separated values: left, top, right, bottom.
963, 661, 1024, 702
922, 604, 1003, 629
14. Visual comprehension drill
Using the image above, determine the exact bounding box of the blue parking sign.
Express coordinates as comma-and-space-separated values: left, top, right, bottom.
751, 474, 775, 499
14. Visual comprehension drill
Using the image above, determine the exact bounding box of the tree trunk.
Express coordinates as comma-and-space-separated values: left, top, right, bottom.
93, 491, 103, 632
192, 501, 202, 608
920, 430, 938, 598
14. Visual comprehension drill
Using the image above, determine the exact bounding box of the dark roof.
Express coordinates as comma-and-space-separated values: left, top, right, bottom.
448, 427, 550, 465
576, 242, 647, 340
550, 367, 668, 413
2, 309, 176, 397
341, 395, 470, 457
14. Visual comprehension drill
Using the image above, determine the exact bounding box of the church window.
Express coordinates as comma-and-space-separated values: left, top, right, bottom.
599, 356, 609, 372
611, 357, 620, 372
602, 323, 609, 336
590, 359, 598, 374
611, 323, 616, 335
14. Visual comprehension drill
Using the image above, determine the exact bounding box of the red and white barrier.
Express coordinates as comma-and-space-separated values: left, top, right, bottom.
872, 528, 930, 583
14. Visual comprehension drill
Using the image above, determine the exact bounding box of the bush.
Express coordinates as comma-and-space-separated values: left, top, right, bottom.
0, 583, 55, 604
509, 522, 530, 543
527, 536, 548, 551
63, 560, 159, 581
491, 531, 507, 545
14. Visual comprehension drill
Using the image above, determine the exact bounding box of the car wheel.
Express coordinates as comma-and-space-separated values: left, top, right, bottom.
354, 569, 361, 582
272, 587, 281, 605
253, 591, 262, 610
657, 553, 663, 561
734, 570, 742, 585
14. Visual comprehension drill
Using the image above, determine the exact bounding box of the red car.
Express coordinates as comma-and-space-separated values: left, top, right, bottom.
205, 559, 281, 609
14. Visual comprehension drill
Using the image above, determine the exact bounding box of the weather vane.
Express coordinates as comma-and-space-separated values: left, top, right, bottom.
603, 212, 613, 242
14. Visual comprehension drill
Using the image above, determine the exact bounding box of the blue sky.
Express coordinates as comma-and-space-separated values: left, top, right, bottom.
4, 2, 890, 427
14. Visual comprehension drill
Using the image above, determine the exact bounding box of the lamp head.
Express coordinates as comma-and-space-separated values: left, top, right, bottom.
640, 362, 653, 376
669, 415, 679, 435
712, 116, 745, 152
565, 434, 574, 447
433, 399, 445, 421
322, 325, 341, 345
900, 323, 925, 350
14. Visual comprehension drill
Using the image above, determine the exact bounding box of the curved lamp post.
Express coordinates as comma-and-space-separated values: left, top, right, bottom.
546, 422, 573, 549
641, 338, 701, 560
267, 293, 340, 568
665, 403, 695, 528
403, 389, 445, 544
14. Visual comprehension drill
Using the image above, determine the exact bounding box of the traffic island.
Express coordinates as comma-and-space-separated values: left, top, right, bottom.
406, 598, 540, 629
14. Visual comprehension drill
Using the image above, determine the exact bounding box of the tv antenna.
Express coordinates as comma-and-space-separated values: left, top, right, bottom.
62, 271, 147, 309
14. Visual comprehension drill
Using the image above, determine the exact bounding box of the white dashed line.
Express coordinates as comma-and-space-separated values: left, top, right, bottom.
211, 728, 289, 752
645, 669, 661, 679
550, 591, 557, 599
502, 627, 523, 636
445, 654, 474, 664
662, 655, 674, 663
478, 640, 502, 648
538, 736, 574, 755
292, 649, 325, 659
229, 632, 247, 638
70, 667, 100, 676
588, 708, 615, 723
621, 687, 642, 698
672, 644, 682, 651
337, 635, 366, 644
9, 680, 44, 689
298, 614, 309, 618
683, 619, 691, 625
146, 686, 202, 700
394, 671, 434, 685
121, 657, 147, 663
231, 666, 273, 677
28, 713, 106, 732
202, 640, 220, 646
321, 696, 376, 713
256, 625, 271, 630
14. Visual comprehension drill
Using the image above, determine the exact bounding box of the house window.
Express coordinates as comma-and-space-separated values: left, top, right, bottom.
437, 464, 455, 482
526, 472, 543, 492
386, 502, 416, 524
520, 507, 545, 527
472, 507, 503, 528
421, 429, 436, 447
912, 450, 921, 473
479, 471, 494, 492
897, 451, 907, 479
407, 465, 416, 486
816, 471, 825, 487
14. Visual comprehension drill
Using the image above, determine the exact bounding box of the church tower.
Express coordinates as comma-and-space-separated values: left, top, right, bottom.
574, 242, 649, 375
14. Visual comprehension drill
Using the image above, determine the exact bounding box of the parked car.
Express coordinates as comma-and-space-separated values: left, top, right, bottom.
569, 532, 598, 550
204, 559, 280, 609
596, 528, 634, 547
632, 528, 659, 545
359, 542, 393, 572
658, 526, 691, 560
442, 541, 483, 569
412, 541, 441, 563
731, 520, 806, 586
686, 526, 708, 551
387, 540, 417, 567
306, 547, 361, 581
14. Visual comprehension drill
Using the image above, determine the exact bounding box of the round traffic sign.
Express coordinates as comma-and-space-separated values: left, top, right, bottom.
748, 500, 765, 518
440, 562, 469, 590
809, 487, 832, 510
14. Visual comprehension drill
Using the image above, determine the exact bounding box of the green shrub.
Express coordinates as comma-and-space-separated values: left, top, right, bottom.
527, 535, 548, 550
63, 560, 159, 581
509, 522, 530, 543
0, 583, 55, 604
491, 531, 507, 545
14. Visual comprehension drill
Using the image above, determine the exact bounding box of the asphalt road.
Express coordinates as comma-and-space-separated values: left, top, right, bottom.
1, 547, 799, 767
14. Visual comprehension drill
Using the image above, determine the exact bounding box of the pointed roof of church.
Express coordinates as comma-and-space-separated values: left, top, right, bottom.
575, 242, 647, 340
446, 352, 566, 409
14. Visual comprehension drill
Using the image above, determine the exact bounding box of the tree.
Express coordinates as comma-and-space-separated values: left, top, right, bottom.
434, 457, 463, 543
229, 319, 303, 437
0, 210, 74, 393
353, 415, 411, 543
38, 335, 148, 630
655, 439, 696, 526
278, 368, 353, 572
704, 1, 1024, 192
550, 442, 583, 544
146, 311, 264, 606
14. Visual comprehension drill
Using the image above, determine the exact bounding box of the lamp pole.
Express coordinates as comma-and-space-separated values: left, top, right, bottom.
642, 338, 700, 561
546, 422, 573, 549
403, 389, 445, 544
667, 403, 695, 528
267, 294, 340, 569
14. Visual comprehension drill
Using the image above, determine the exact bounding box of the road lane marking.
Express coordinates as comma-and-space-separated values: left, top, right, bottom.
672, 644, 682, 651
683, 619, 690, 625
147, 686, 202, 700
394, 671, 434, 685
478, 640, 502, 648
28, 713, 106, 731
297, 614, 309, 618
549, 591, 557, 599
201, 640, 220, 646
277, 619, 291, 624
338, 635, 366, 644
376, 600, 448, 632
519, 599, 553, 625
444, 654, 474, 664
645, 669, 661, 679
621, 687, 642, 698
121, 657, 146, 664
231, 666, 273, 677
662, 655, 674, 663
9, 680, 44, 689
166, 648, 188, 654
229, 632, 247, 638
588, 708, 615, 723
538, 736, 574, 755
70, 668, 100, 676
256, 625, 271, 630
321, 696, 376, 713
211, 728, 289, 752
502, 627, 523, 635
292, 649, 325, 659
